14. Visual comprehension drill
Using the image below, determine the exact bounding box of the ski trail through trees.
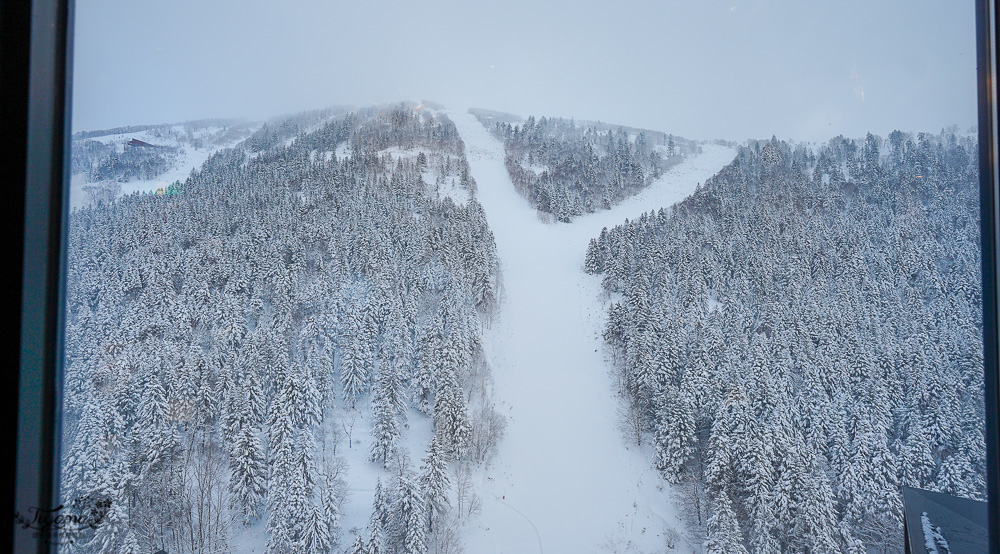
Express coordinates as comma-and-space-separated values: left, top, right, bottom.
447, 109, 737, 553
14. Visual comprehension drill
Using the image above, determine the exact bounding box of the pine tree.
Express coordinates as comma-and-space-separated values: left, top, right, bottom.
370, 367, 403, 467
229, 414, 266, 524
418, 436, 451, 532
340, 334, 368, 408
433, 373, 473, 457
348, 533, 366, 554
286, 430, 318, 540
85, 500, 130, 554
391, 473, 428, 554
744, 422, 779, 553
371, 478, 390, 533
136, 371, 178, 478
584, 238, 604, 274
653, 390, 695, 482
414, 316, 443, 414
120, 529, 141, 554
300, 504, 332, 553
266, 399, 296, 552
704, 491, 748, 554
364, 523, 384, 554
320, 476, 342, 547
299, 362, 324, 429
169, 346, 200, 423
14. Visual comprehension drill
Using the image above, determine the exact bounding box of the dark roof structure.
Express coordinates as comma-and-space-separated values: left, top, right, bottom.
125, 138, 156, 148
902, 486, 987, 553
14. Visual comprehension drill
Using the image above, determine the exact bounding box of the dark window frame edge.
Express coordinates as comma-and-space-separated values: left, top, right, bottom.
978, 0, 1000, 551
12, 0, 74, 552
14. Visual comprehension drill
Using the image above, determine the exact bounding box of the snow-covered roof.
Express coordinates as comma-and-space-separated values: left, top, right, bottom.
902, 486, 986, 554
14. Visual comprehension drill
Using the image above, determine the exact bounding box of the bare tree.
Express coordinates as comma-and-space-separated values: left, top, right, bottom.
177, 428, 231, 553
81, 181, 121, 207
469, 402, 506, 464
617, 395, 643, 447
428, 512, 465, 554
453, 465, 482, 520
342, 410, 358, 449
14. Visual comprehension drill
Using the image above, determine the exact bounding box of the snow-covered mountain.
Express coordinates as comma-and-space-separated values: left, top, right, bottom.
62, 102, 981, 554
472, 109, 700, 222
62, 103, 502, 553
587, 133, 984, 552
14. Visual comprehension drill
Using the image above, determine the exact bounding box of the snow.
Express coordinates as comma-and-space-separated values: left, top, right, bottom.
334, 403, 438, 541
446, 108, 737, 553
521, 163, 548, 177
379, 143, 471, 206
114, 146, 212, 196
221, 396, 441, 552
69, 104, 734, 552
921, 511, 951, 554
336, 143, 352, 160
426, 169, 471, 206
69, 124, 260, 211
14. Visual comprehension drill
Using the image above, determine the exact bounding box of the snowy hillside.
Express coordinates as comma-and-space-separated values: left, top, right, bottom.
448, 108, 736, 553
474, 111, 700, 223
69, 119, 264, 210
61, 104, 503, 554
587, 134, 984, 552
68, 100, 981, 554
68, 108, 354, 212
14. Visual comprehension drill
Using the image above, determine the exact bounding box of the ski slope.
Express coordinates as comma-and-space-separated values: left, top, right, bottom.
68, 124, 260, 211
447, 108, 737, 553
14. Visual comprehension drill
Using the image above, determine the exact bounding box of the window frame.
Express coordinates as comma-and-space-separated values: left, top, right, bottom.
8, 0, 73, 552
976, 0, 1000, 547
6, 0, 998, 551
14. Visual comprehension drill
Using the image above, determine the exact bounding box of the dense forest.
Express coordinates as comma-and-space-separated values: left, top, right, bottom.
475, 112, 698, 221
586, 131, 984, 553
72, 139, 181, 183
70, 118, 262, 185
61, 103, 503, 553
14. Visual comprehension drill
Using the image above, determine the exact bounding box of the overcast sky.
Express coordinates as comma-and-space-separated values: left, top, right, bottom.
72, 0, 977, 143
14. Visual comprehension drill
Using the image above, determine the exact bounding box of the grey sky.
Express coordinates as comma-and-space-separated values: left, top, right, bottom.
72, 0, 977, 143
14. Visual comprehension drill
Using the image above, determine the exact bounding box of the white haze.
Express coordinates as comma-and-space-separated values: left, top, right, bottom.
72, 0, 977, 143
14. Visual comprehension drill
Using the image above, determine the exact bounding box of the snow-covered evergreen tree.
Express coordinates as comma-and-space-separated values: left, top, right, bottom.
391, 473, 428, 554
705, 492, 748, 554
370, 366, 403, 468
229, 413, 266, 524
477, 114, 696, 220
589, 131, 983, 552
418, 436, 451, 532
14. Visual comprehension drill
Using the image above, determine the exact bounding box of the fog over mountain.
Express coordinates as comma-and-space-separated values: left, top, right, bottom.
73, 0, 975, 142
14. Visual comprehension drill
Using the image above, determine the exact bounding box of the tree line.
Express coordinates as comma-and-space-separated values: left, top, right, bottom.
476, 113, 698, 221
61, 102, 503, 554
587, 131, 983, 553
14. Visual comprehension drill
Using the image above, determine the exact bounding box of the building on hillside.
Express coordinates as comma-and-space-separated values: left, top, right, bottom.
125, 138, 157, 149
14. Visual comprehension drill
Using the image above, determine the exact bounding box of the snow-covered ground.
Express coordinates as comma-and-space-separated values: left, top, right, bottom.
332, 403, 439, 545
69, 124, 260, 211
447, 108, 737, 553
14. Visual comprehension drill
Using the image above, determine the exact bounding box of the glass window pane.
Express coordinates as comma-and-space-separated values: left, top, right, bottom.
58, 2, 983, 552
